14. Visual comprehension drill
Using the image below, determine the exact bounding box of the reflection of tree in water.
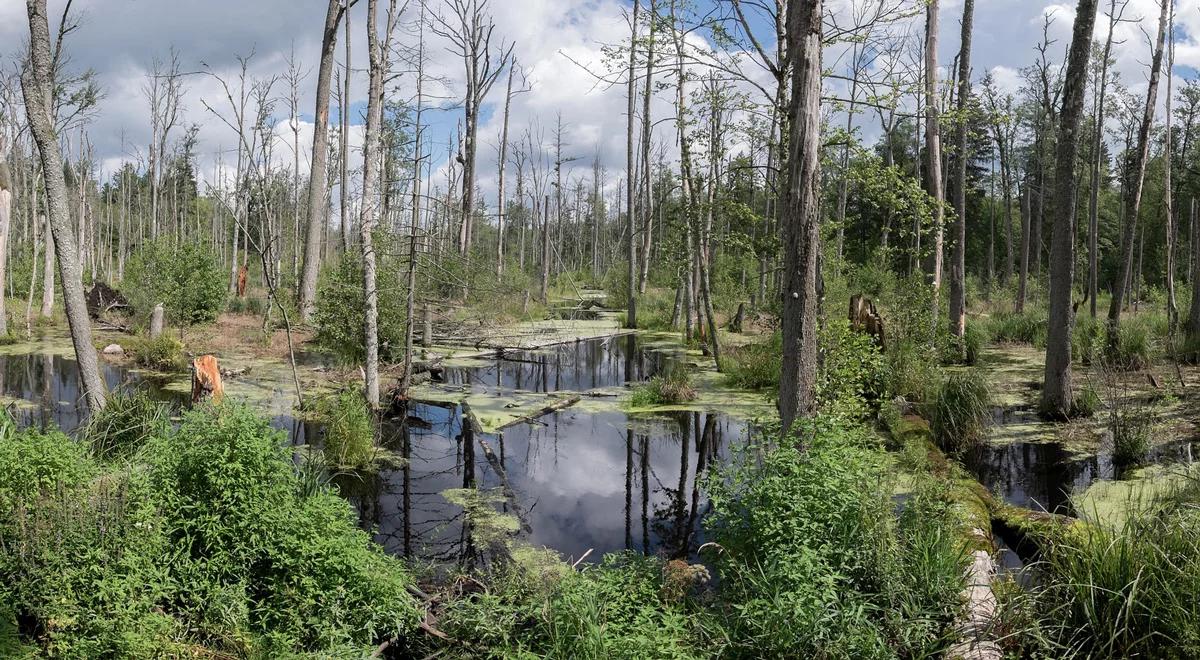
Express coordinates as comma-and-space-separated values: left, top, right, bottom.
644, 411, 724, 559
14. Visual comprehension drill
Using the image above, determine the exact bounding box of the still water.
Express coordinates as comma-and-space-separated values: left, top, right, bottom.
0, 336, 751, 565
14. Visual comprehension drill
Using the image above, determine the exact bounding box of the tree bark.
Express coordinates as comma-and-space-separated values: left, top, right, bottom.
948, 0, 975, 345
924, 0, 945, 319
1016, 183, 1030, 313
1088, 0, 1120, 319
778, 0, 822, 434
21, 0, 106, 413
626, 0, 640, 328
496, 64, 515, 279
1107, 0, 1168, 339
1041, 0, 1098, 418
299, 0, 344, 322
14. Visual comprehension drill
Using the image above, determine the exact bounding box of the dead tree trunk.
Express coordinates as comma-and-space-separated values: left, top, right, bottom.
1107, 0, 1168, 340
1088, 0, 1123, 319
924, 0, 946, 321
948, 0, 975, 347
626, 0, 640, 328
299, 0, 345, 322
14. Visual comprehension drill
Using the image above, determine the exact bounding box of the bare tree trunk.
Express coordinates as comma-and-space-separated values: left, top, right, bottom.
340, 2, 352, 254
41, 212, 55, 317
1107, 0, 1168, 339
496, 64, 515, 279
0, 154, 9, 336
540, 195, 550, 302
948, 0, 975, 346
1164, 3, 1178, 330
924, 0, 945, 321
625, 0, 641, 328
21, 0, 105, 413
1017, 183, 1030, 313
299, 0, 344, 322
638, 0, 657, 294
778, 0, 822, 434
1088, 0, 1122, 319
1188, 197, 1200, 341
1041, 0, 1097, 418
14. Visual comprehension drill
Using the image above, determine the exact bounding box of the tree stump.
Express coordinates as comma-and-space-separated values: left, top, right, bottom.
422, 304, 433, 348
849, 294, 887, 350
236, 264, 249, 298
730, 302, 745, 333
149, 303, 165, 339
191, 355, 224, 404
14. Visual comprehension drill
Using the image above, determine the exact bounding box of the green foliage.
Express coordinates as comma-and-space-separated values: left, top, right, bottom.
984, 308, 1048, 347
629, 368, 697, 407
1033, 506, 1200, 657
931, 370, 990, 455
1071, 384, 1101, 419
705, 419, 966, 658
125, 334, 186, 371
0, 404, 419, 656
1109, 403, 1151, 466
962, 319, 989, 366
226, 295, 266, 316
1072, 314, 1104, 365
1107, 316, 1155, 370
125, 239, 226, 328
723, 332, 781, 390
817, 318, 885, 421
312, 389, 377, 469
84, 389, 172, 460
314, 249, 407, 364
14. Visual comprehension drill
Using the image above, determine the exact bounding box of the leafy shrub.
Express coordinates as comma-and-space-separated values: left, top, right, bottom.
817, 318, 885, 421
724, 332, 781, 390
226, 295, 266, 316
84, 389, 172, 460
125, 334, 186, 371
931, 370, 990, 454
125, 238, 226, 329
0, 405, 420, 656
705, 419, 966, 658
885, 338, 942, 404
312, 389, 377, 469
314, 249, 406, 364
1072, 314, 1104, 365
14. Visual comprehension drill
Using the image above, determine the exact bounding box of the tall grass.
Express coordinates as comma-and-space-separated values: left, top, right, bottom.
312, 390, 377, 469
930, 370, 990, 455
83, 390, 172, 460
629, 367, 697, 407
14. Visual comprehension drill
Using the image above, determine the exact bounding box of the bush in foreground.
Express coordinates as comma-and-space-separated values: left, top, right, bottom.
0, 404, 418, 657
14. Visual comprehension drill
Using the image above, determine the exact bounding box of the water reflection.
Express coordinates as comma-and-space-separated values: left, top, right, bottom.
338, 404, 747, 565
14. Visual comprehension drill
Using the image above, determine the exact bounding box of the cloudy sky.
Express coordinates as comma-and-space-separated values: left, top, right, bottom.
1, 0, 1197, 207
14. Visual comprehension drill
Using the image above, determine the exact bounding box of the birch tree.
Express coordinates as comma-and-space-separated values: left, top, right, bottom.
20, 0, 106, 413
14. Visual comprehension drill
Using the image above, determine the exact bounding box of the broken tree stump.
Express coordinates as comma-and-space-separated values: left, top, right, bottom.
236, 264, 249, 298
191, 355, 224, 404
849, 293, 887, 350
729, 302, 745, 333
149, 303, 165, 339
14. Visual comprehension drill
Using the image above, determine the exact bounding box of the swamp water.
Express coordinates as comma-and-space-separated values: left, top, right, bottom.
0, 335, 753, 566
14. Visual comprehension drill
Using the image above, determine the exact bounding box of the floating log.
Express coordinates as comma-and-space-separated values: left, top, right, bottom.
476, 436, 533, 535
191, 355, 224, 404
494, 395, 581, 431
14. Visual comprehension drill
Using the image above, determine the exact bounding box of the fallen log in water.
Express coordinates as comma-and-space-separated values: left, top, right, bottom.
494, 395, 581, 431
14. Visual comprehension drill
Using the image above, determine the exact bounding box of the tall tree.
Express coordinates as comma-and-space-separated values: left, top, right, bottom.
359, 0, 399, 407
1107, 0, 1169, 337
948, 0, 975, 346
924, 0, 945, 319
433, 0, 513, 267
778, 0, 822, 434
299, 0, 347, 323
1087, 0, 1125, 318
1041, 0, 1098, 418
21, 0, 106, 413
625, 0, 641, 328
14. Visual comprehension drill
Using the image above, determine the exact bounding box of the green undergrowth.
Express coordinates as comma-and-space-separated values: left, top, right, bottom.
310, 389, 379, 469
0, 403, 419, 657
629, 367, 697, 407
125, 334, 186, 372
416, 417, 969, 658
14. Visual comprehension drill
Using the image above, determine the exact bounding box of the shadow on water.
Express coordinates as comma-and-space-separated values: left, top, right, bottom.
4, 336, 749, 566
